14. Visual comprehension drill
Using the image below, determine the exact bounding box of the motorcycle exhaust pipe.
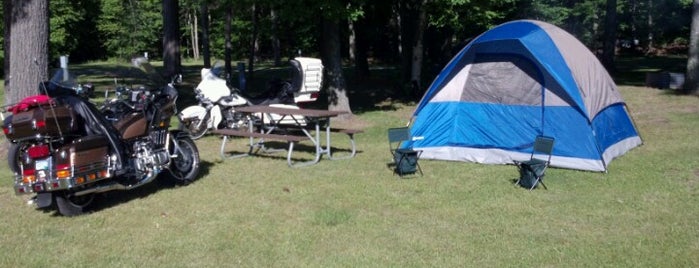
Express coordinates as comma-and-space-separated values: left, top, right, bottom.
72, 169, 159, 197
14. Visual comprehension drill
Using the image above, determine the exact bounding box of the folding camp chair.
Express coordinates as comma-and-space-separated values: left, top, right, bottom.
387, 127, 423, 176
514, 136, 555, 190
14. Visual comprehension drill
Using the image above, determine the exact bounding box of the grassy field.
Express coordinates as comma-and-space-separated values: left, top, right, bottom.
0, 59, 698, 267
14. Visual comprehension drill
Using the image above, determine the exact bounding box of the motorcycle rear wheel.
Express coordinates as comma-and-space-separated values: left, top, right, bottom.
165, 135, 200, 185
7, 143, 26, 175
55, 192, 95, 216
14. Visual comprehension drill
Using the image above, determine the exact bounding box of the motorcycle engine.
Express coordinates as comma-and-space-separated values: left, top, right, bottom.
132, 141, 170, 175
223, 108, 251, 130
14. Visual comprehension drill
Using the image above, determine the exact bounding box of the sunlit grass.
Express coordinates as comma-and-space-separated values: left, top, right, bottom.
0, 59, 697, 267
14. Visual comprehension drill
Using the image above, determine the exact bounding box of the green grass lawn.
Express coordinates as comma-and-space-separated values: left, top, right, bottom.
0, 59, 697, 267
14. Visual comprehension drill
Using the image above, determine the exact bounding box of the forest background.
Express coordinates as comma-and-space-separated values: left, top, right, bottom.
0, 0, 692, 96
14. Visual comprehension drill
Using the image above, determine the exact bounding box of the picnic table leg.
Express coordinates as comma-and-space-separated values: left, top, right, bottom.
219, 135, 228, 159
328, 132, 357, 160
287, 141, 322, 168
286, 141, 295, 167
298, 125, 322, 166
325, 123, 332, 158
219, 135, 251, 160
309, 120, 331, 159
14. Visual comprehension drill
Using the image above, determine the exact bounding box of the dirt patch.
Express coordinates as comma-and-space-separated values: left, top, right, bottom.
331, 114, 373, 129
0, 140, 8, 161
681, 104, 699, 114
688, 169, 699, 191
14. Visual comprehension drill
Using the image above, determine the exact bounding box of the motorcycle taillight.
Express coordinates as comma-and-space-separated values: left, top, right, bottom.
56, 164, 71, 179
2, 126, 10, 135
27, 144, 50, 159
22, 169, 36, 184
33, 119, 46, 129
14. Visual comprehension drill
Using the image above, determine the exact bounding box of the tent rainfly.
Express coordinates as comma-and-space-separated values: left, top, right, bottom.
405, 20, 642, 172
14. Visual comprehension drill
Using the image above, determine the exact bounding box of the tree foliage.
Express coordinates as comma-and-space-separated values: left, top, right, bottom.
1, 0, 693, 70
97, 0, 161, 60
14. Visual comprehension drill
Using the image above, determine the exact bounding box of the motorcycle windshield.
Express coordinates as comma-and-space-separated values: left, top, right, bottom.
42, 69, 86, 97
131, 57, 167, 87
210, 61, 226, 79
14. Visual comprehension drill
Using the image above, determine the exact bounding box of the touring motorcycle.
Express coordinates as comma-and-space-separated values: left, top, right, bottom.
178, 57, 323, 139
2, 57, 200, 216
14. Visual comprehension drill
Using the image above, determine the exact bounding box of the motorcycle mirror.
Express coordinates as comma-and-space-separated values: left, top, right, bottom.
132, 57, 148, 67
173, 74, 182, 84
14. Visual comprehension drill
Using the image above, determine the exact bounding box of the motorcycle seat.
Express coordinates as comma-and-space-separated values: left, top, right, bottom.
218, 96, 239, 107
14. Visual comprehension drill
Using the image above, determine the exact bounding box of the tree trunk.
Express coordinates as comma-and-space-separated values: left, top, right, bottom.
353, 16, 370, 78
399, 1, 416, 85
7, 0, 49, 105
163, 0, 181, 78
225, 5, 233, 83
685, 0, 699, 95
320, 18, 352, 114
3, 0, 11, 91
410, 0, 428, 96
647, 0, 654, 52
200, 1, 211, 68
247, 3, 258, 82
271, 8, 281, 66
190, 9, 199, 60
601, 0, 617, 73
349, 19, 356, 62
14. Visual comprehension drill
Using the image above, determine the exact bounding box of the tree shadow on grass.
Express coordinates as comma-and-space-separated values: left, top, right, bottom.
59, 160, 216, 216
67, 56, 690, 121
218, 141, 362, 164
614, 56, 687, 87
67, 61, 427, 118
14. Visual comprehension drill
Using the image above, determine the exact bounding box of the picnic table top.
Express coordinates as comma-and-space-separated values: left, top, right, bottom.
235, 105, 348, 118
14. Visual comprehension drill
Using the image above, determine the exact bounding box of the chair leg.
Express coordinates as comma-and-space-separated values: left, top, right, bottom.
528, 177, 547, 190
528, 178, 538, 190
538, 177, 547, 190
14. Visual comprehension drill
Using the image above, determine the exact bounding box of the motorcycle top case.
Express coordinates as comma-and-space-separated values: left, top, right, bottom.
291, 57, 324, 103
4, 104, 77, 141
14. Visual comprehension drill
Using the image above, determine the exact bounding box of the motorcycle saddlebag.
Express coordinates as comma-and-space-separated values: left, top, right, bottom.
68, 135, 110, 168
4, 105, 77, 141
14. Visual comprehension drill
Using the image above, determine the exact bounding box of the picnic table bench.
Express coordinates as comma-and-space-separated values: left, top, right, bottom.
211, 106, 363, 167
211, 129, 310, 167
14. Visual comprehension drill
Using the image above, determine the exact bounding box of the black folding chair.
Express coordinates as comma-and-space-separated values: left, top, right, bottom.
514, 136, 555, 190
387, 127, 423, 177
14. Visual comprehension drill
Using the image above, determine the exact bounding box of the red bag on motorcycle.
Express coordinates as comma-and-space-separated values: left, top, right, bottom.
8, 95, 53, 114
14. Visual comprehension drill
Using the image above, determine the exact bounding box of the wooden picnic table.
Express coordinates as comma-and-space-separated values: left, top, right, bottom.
213, 105, 362, 167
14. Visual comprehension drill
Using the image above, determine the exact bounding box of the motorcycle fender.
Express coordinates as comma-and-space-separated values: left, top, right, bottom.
210, 105, 222, 129
179, 105, 207, 121
35, 193, 53, 208
179, 105, 218, 129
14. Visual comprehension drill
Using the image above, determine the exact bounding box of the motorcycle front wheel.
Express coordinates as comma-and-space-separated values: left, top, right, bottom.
165, 133, 200, 185
55, 192, 95, 216
182, 117, 208, 140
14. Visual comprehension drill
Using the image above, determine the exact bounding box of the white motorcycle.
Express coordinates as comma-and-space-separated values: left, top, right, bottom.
178, 57, 323, 139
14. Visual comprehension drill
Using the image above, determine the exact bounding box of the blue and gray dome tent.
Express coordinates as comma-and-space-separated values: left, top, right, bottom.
405, 20, 642, 172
